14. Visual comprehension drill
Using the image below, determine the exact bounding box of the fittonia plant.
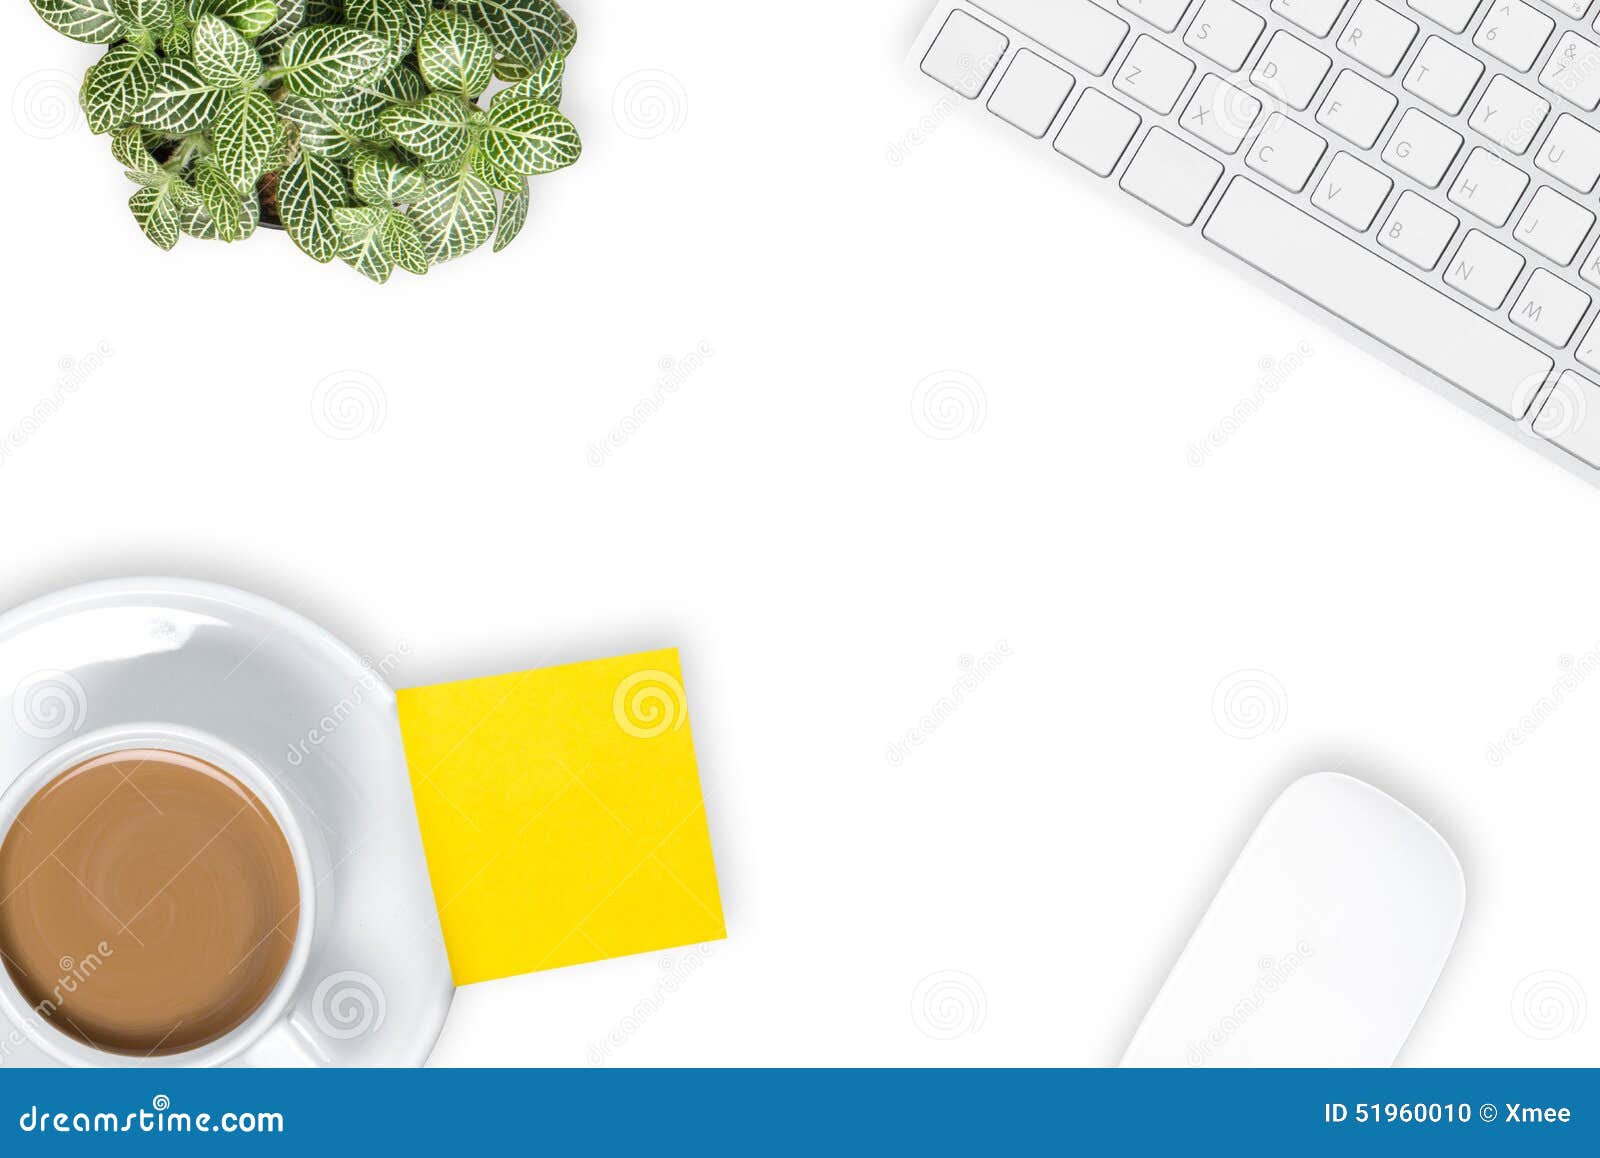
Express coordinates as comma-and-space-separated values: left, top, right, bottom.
28, 0, 581, 281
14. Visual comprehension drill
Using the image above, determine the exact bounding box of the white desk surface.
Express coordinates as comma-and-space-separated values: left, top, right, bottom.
0, 1, 1594, 1065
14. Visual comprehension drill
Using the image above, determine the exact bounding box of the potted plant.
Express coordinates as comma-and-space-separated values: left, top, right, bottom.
28, 0, 581, 281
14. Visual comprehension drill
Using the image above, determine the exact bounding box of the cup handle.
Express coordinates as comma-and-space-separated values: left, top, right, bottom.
239, 1014, 328, 1067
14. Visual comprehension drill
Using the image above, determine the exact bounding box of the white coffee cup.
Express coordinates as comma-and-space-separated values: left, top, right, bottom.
0, 724, 321, 1067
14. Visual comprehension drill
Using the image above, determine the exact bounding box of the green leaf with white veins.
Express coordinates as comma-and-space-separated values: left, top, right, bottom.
418, 9, 492, 98
452, 0, 572, 68
194, 159, 245, 239
162, 17, 193, 56
29, 0, 122, 43
409, 167, 495, 262
112, 125, 162, 174
193, 15, 262, 86
481, 91, 579, 176
333, 206, 395, 282
138, 58, 224, 132
493, 178, 527, 252
322, 85, 389, 142
470, 143, 522, 193
179, 186, 258, 237
276, 150, 346, 261
254, 0, 304, 60
180, 179, 257, 233
279, 93, 362, 158
193, 0, 277, 37
491, 55, 531, 83
129, 183, 181, 249
263, 126, 293, 169
276, 25, 389, 97
352, 152, 425, 205
368, 61, 425, 101
498, 48, 563, 105
346, 0, 425, 54
114, 0, 174, 37
381, 92, 475, 172
384, 211, 428, 273
81, 42, 161, 134
212, 87, 277, 185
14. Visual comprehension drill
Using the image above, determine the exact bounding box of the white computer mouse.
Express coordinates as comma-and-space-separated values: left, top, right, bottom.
1123, 772, 1466, 1067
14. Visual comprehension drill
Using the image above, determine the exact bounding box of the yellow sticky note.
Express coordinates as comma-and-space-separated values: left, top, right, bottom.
396, 649, 725, 986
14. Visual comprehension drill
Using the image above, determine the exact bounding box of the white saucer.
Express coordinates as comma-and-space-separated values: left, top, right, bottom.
0, 579, 453, 1067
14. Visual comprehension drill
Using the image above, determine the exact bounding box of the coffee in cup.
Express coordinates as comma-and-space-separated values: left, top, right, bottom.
0, 749, 299, 1056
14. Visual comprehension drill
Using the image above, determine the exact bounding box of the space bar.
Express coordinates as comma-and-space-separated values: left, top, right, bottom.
1202, 178, 1552, 419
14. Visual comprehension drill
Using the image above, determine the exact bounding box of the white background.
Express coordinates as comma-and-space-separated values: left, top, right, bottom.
1, 0, 1596, 1066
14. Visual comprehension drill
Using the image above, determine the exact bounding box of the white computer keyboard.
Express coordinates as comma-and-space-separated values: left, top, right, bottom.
911, 0, 1600, 478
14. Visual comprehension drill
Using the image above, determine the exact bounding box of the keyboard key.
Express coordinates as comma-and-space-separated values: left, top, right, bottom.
1272, 0, 1351, 37
1317, 69, 1398, 147
1403, 36, 1484, 115
1473, 0, 1554, 72
988, 50, 1075, 137
1582, 238, 1600, 288
1252, 31, 1332, 109
1119, 0, 1196, 32
979, 0, 1130, 76
1577, 318, 1600, 369
1408, 0, 1484, 32
1312, 151, 1394, 229
1182, 74, 1262, 153
1470, 74, 1549, 154
1540, 32, 1600, 111
921, 11, 1008, 98
1246, 111, 1329, 189
1536, 114, 1600, 192
1339, 0, 1418, 76
1449, 146, 1530, 225
1445, 229, 1526, 307
1381, 107, 1463, 186
1115, 34, 1197, 114
1511, 268, 1590, 345
1185, 0, 1267, 70
1202, 177, 1553, 418
1514, 185, 1595, 262
1378, 190, 1459, 268
1533, 371, 1600, 466
1054, 89, 1142, 175
1536, 0, 1590, 17
1121, 127, 1224, 223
